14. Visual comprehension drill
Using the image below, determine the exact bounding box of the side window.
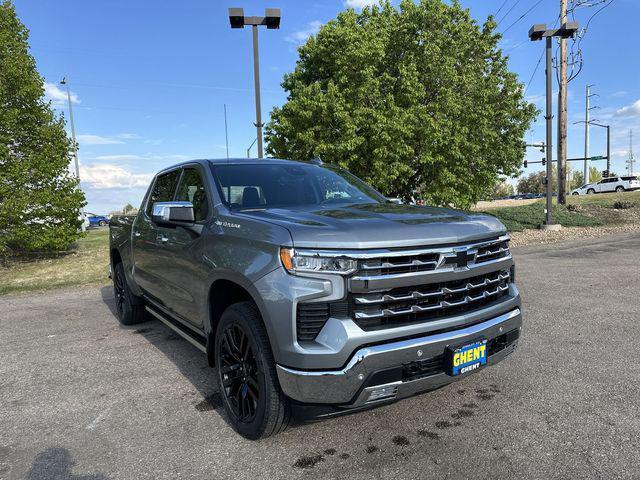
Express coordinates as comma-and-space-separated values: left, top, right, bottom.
145, 170, 180, 216
175, 168, 209, 221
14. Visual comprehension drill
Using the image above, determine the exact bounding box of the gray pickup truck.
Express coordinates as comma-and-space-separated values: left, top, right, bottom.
109, 158, 521, 439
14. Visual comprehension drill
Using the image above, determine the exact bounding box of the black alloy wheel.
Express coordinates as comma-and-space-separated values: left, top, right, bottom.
214, 302, 290, 439
219, 323, 260, 423
112, 262, 146, 325
113, 264, 126, 319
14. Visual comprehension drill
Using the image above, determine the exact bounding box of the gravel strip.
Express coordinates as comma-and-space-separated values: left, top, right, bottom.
509, 222, 640, 247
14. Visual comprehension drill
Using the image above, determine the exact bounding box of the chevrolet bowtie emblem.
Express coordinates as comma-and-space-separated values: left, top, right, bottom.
444, 249, 476, 269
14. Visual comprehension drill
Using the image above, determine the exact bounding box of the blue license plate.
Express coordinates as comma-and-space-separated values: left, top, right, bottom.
448, 340, 487, 376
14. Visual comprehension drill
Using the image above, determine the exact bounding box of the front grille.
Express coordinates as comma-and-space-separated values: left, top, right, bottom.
351, 270, 511, 331
360, 252, 440, 276
352, 236, 510, 278
476, 239, 510, 264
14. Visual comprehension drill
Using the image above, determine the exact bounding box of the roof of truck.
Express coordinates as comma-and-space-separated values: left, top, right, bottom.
156, 157, 322, 175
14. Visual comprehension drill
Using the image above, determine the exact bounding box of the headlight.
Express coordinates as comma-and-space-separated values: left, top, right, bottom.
279, 247, 357, 275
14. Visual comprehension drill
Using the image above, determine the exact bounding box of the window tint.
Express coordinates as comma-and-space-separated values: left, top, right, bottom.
212, 163, 385, 209
146, 170, 180, 216
621, 176, 637, 181
174, 168, 209, 221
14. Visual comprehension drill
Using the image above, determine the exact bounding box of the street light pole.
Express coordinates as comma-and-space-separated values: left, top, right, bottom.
545, 36, 554, 226
229, 8, 281, 160
251, 25, 264, 158
529, 22, 578, 228
60, 76, 85, 232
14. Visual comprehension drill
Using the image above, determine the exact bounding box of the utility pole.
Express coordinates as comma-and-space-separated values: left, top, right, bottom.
583, 85, 595, 184
557, 0, 568, 204
60, 76, 85, 232
628, 130, 635, 175
224, 104, 229, 160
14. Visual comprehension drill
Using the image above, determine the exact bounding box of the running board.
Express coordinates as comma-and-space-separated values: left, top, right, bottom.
145, 306, 207, 353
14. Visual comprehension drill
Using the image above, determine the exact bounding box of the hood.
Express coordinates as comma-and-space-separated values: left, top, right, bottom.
237, 203, 507, 249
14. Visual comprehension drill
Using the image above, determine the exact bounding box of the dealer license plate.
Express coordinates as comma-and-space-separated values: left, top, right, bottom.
447, 339, 487, 376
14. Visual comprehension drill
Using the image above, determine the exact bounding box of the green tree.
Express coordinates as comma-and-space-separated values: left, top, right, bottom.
517, 166, 561, 194
492, 180, 515, 199
0, 1, 85, 254
265, 0, 537, 208
569, 166, 602, 191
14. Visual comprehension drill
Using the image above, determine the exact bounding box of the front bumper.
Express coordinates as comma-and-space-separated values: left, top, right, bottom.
276, 308, 521, 409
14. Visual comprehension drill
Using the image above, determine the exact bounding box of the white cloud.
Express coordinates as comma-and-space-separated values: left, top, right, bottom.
286, 20, 323, 44
76, 133, 141, 145
89, 154, 146, 161
44, 82, 79, 106
615, 99, 640, 118
80, 164, 153, 189
84, 153, 189, 162
77, 134, 125, 145
344, 0, 380, 8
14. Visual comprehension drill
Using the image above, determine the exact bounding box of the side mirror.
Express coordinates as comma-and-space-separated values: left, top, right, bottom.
151, 202, 195, 228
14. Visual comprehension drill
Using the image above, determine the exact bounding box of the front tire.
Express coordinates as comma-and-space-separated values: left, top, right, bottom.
615, 186, 624, 192
98, 220, 106, 227
113, 262, 146, 325
215, 302, 290, 439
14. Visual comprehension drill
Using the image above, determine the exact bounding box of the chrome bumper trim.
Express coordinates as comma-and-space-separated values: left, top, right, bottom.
276, 308, 521, 405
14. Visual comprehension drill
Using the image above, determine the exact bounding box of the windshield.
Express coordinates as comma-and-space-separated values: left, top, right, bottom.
211, 163, 386, 209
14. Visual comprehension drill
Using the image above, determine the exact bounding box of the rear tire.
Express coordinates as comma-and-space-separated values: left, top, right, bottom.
572, 192, 579, 195
98, 220, 106, 227
615, 186, 624, 192
215, 301, 290, 440
113, 262, 146, 325
587, 188, 595, 194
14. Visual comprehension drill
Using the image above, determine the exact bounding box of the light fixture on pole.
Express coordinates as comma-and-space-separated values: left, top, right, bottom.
60, 76, 85, 232
528, 21, 578, 228
229, 8, 281, 159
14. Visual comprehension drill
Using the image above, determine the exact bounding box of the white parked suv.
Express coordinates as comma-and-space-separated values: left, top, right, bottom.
571, 176, 640, 195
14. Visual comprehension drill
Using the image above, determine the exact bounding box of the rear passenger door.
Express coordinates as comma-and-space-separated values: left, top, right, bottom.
152, 166, 212, 326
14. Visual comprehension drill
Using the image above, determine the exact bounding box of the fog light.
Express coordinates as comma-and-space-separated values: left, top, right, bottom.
367, 385, 398, 402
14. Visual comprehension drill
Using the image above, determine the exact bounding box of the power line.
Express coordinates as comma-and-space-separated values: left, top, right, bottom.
494, 0, 511, 17
523, 16, 560, 95
524, 50, 544, 95
498, 0, 524, 25
502, 0, 546, 34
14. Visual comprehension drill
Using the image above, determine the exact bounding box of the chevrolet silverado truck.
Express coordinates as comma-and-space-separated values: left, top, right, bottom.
109, 158, 521, 439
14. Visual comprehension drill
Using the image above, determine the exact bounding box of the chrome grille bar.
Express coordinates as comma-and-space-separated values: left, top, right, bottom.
354, 283, 510, 320
353, 272, 510, 306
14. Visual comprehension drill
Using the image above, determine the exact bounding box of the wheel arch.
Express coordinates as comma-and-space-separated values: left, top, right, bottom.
205, 272, 276, 367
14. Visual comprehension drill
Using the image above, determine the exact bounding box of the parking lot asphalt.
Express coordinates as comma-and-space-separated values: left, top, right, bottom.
1, 232, 639, 480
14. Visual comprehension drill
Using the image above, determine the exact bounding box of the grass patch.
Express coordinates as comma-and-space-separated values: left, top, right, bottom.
480, 190, 640, 231
0, 229, 110, 295
480, 201, 602, 232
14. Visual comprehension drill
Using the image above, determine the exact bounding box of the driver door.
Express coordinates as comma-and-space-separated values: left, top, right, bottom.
149, 166, 211, 327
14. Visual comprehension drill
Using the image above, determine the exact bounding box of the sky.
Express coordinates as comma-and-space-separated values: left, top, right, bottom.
12, 0, 640, 213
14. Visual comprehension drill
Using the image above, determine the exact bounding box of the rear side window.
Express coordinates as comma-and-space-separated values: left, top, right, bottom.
174, 168, 209, 221
621, 176, 637, 181
145, 170, 180, 216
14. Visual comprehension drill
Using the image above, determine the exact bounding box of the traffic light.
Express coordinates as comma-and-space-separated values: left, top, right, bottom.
602, 170, 609, 178
542, 159, 546, 166
524, 160, 528, 168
